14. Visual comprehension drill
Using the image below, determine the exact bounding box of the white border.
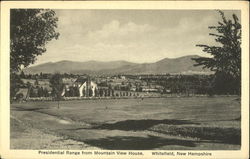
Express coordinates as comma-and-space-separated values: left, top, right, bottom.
0, 1, 249, 159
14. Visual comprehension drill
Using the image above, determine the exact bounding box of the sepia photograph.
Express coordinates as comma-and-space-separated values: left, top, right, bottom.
0, 1, 249, 159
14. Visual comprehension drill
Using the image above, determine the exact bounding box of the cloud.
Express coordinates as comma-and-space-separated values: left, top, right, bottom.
86, 20, 156, 42
34, 10, 231, 66
38, 18, 214, 65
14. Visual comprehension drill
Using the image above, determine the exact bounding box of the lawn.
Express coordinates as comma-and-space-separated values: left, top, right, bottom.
10, 96, 241, 150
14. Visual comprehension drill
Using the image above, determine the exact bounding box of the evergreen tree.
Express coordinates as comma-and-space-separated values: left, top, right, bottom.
192, 11, 241, 94
20, 71, 26, 78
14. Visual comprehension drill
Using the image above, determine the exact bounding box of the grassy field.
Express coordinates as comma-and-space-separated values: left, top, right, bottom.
10, 96, 241, 150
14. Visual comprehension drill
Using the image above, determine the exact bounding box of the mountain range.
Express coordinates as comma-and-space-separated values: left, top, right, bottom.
23, 55, 212, 75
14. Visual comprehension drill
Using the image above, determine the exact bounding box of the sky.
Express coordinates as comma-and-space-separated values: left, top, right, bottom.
32, 10, 240, 66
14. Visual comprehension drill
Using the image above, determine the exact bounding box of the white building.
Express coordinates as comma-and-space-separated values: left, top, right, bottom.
78, 81, 98, 97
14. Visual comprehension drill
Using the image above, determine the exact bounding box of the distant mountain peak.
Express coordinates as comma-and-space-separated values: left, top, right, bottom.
24, 55, 212, 75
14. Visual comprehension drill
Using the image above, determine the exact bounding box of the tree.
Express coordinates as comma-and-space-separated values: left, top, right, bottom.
10, 73, 23, 100
43, 87, 49, 97
192, 11, 241, 94
73, 86, 80, 97
29, 86, 36, 97
37, 87, 44, 97
99, 88, 103, 97
20, 70, 26, 78
50, 73, 64, 108
34, 78, 39, 86
10, 9, 59, 72
40, 72, 43, 79
68, 86, 74, 97
10, 9, 59, 100
89, 88, 93, 97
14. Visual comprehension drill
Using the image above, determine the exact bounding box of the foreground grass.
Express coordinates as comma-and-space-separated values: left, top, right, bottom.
149, 124, 240, 145
10, 96, 241, 150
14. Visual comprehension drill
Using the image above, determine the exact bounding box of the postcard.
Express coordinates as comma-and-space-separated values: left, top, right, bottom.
0, 1, 249, 159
